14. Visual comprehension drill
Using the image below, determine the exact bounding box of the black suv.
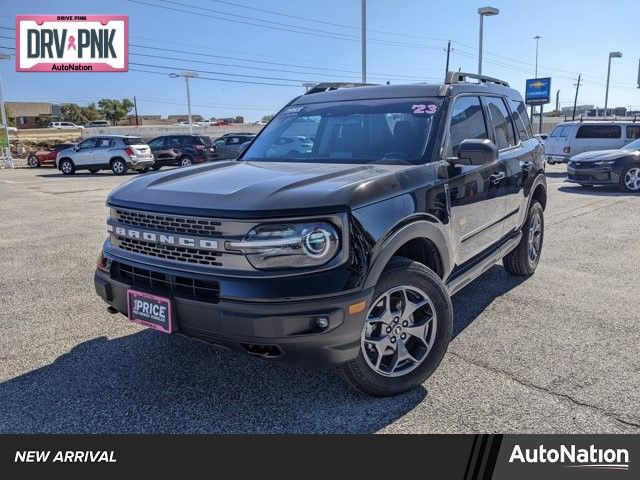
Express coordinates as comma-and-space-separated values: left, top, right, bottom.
147, 135, 216, 169
95, 73, 546, 396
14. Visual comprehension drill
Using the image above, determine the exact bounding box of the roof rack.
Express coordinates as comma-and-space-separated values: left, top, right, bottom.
445, 71, 509, 87
304, 82, 375, 95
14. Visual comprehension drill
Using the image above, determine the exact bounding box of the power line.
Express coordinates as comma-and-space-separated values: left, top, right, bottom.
128, 0, 445, 49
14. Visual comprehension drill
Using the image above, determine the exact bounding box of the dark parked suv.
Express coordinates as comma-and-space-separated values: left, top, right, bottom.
95, 73, 546, 396
147, 135, 216, 169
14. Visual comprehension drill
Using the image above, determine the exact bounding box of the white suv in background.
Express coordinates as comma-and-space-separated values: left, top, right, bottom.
544, 121, 640, 164
55, 135, 154, 175
47, 121, 85, 130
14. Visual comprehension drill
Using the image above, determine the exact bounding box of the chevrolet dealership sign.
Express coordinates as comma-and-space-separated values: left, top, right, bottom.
16, 15, 128, 72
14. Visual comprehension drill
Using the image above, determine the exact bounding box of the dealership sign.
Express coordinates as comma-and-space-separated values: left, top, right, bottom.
16, 15, 128, 72
525, 77, 551, 105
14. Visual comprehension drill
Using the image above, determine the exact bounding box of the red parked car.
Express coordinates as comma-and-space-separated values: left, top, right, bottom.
28, 143, 76, 168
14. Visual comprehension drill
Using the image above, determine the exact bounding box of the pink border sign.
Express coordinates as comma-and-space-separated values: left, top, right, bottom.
127, 289, 173, 334
15, 15, 128, 72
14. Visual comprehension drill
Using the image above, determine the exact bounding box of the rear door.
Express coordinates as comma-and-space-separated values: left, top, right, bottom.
445, 95, 508, 265
94, 138, 115, 165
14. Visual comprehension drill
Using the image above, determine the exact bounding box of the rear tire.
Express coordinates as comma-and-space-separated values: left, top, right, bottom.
152, 164, 162, 171
110, 158, 128, 175
179, 156, 193, 167
503, 201, 544, 276
339, 257, 452, 396
138, 167, 150, 173
59, 159, 75, 175
28, 155, 40, 168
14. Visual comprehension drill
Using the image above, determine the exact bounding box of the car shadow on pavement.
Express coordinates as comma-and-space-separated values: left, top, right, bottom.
0, 265, 525, 434
0, 331, 426, 434
557, 185, 628, 196
451, 264, 529, 338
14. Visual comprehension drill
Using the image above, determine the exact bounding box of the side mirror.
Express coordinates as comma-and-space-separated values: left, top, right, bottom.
452, 139, 498, 166
74, 146, 80, 151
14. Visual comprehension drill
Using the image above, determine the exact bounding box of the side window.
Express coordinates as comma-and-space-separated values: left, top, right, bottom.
179, 136, 194, 146
510, 99, 532, 140
214, 138, 225, 146
626, 125, 640, 140
549, 125, 563, 138
78, 138, 97, 149
166, 137, 180, 148
575, 125, 621, 139
147, 137, 164, 148
226, 136, 241, 145
97, 138, 112, 148
445, 96, 488, 158
485, 97, 517, 149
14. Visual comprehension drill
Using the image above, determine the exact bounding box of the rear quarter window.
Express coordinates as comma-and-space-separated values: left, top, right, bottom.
575, 125, 621, 139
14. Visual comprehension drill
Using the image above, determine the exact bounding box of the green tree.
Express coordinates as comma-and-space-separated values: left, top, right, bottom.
84, 102, 101, 121
97, 98, 134, 125
60, 103, 87, 123
5, 105, 15, 127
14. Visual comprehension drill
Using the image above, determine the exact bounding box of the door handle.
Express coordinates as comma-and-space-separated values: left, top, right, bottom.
489, 171, 506, 185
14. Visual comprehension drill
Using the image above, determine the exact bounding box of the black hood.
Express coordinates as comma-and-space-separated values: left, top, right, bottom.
107, 160, 437, 218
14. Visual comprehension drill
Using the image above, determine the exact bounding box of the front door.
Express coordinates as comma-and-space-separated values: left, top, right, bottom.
73, 138, 98, 166
444, 95, 508, 266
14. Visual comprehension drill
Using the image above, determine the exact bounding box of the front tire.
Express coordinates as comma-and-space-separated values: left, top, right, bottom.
111, 158, 128, 175
28, 155, 40, 168
619, 165, 640, 193
503, 201, 544, 276
339, 257, 452, 396
59, 159, 75, 175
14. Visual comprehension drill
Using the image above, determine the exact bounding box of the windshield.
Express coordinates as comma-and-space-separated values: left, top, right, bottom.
243, 98, 442, 165
623, 138, 640, 150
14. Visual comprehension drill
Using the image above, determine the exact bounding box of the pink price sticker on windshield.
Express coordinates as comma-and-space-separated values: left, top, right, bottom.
16, 15, 128, 72
411, 104, 438, 115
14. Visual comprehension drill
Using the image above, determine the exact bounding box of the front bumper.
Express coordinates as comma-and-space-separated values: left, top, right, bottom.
567, 165, 616, 185
94, 265, 373, 369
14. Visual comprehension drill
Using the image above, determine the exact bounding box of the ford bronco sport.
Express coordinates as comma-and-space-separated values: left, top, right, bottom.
95, 72, 546, 396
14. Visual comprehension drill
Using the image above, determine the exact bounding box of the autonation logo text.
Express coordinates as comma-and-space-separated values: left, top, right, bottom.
509, 444, 630, 471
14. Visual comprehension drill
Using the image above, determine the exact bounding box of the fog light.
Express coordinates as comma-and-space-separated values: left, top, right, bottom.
316, 317, 329, 330
96, 252, 110, 272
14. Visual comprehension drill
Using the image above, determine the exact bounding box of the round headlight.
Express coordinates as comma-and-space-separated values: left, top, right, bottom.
303, 228, 331, 258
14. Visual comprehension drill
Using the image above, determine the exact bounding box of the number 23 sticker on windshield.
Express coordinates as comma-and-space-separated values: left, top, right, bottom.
411, 104, 438, 115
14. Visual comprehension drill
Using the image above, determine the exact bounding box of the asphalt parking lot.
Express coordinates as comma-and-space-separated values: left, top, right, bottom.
0, 164, 638, 434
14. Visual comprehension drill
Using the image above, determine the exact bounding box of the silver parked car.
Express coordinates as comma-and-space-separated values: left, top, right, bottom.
213, 134, 255, 159
55, 135, 154, 175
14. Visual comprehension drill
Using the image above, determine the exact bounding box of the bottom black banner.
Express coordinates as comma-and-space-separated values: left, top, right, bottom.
0, 434, 636, 478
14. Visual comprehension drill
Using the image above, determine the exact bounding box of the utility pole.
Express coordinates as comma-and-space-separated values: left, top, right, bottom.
531, 35, 542, 130
572, 74, 582, 121
361, 0, 366, 83
133, 96, 139, 126
0, 53, 12, 168
445, 40, 451, 78
555, 89, 560, 113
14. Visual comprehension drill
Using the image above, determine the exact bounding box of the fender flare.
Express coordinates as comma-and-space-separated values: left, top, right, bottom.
362, 220, 451, 290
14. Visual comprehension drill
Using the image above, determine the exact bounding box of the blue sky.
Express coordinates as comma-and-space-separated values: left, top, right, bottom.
1, 0, 638, 121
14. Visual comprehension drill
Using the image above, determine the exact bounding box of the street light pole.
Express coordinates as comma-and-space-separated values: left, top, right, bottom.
361, 0, 366, 83
604, 52, 622, 118
533, 35, 541, 78
477, 7, 499, 75
170, 71, 199, 134
0, 53, 12, 169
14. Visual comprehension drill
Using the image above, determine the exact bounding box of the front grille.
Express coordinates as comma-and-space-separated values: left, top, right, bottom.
115, 236, 222, 266
113, 208, 222, 236
111, 261, 219, 303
